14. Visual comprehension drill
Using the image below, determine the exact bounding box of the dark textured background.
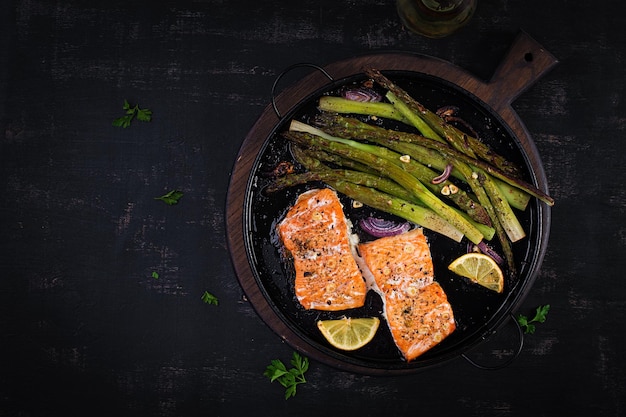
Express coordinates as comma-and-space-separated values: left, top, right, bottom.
1, 1, 624, 416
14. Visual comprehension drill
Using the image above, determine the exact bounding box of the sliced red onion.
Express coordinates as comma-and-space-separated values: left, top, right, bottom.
341, 87, 382, 103
476, 241, 505, 265
360, 217, 410, 237
431, 163, 453, 184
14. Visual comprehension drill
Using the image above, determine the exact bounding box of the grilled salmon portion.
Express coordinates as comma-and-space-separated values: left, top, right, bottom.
358, 228, 455, 361
278, 188, 367, 311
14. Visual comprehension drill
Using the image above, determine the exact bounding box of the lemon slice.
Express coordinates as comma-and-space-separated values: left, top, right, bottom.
317, 317, 380, 351
448, 253, 504, 293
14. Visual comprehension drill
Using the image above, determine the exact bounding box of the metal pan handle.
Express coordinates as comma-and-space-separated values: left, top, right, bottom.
461, 313, 525, 370
271, 63, 334, 119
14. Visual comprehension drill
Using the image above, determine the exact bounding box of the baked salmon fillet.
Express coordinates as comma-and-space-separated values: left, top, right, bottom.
358, 228, 456, 361
278, 188, 367, 311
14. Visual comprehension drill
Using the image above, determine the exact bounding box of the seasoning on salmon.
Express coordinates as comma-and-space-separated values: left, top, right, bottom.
358, 228, 455, 361
278, 188, 367, 311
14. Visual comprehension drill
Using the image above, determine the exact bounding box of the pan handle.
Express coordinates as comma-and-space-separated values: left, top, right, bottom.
271, 63, 334, 119
461, 313, 525, 371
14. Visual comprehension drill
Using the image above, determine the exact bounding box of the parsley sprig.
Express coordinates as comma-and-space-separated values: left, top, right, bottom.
155, 190, 184, 205
201, 290, 219, 306
113, 99, 152, 128
264, 352, 309, 399
517, 304, 550, 334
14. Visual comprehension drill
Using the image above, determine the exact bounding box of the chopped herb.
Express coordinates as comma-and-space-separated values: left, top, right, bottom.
517, 304, 550, 334
264, 352, 309, 399
155, 190, 183, 205
151, 271, 159, 279
112, 99, 152, 128
201, 291, 219, 306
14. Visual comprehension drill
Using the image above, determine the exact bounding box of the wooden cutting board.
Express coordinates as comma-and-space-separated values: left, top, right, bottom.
226, 30, 558, 375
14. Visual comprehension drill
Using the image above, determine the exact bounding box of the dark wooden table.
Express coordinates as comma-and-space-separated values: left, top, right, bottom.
1, 1, 624, 416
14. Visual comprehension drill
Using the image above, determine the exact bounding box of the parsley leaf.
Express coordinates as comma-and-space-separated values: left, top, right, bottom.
113, 99, 152, 128
201, 290, 219, 306
155, 190, 184, 205
264, 352, 308, 399
151, 271, 159, 279
135, 106, 152, 122
112, 114, 133, 128
517, 304, 550, 334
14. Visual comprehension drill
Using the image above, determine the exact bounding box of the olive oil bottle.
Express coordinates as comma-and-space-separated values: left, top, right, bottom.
397, 0, 477, 38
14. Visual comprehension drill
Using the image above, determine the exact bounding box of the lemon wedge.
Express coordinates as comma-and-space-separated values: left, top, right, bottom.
448, 253, 504, 293
317, 317, 380, 351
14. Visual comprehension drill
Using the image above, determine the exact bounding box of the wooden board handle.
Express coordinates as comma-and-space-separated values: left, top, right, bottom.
476, 31, 559, 112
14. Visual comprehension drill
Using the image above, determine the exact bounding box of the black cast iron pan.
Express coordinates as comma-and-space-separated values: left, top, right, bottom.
226, 31, 557, 375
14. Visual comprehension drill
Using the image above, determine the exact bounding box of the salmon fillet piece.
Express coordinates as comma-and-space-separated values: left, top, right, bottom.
358, 228, 455, 361
278, 188, 367, 311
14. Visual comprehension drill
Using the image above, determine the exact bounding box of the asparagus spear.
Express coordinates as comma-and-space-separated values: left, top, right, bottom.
302, 149, 379, 176
382, 91, 443, 142
318, 96, 408, 123
282, 130, 485, 244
